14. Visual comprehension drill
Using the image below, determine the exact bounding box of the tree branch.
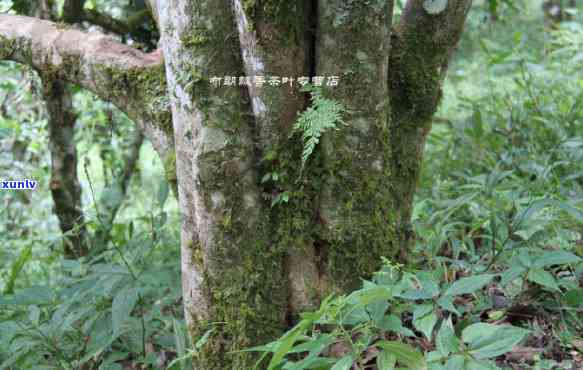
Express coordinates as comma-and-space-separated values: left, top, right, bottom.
62, 0, 85, 24
387, 0, 472, 259
389, 0, 472, 124
83, 8, 151, 36
0, 14, 175, 190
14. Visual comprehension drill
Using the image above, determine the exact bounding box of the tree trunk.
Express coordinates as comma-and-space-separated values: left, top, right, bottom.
155, 0, 471, 368
39, 1, 89, 259
42, 76, 89, 259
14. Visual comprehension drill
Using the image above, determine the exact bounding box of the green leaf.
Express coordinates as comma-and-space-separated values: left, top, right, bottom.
267, 313, 321, 370
436, 317, 460, 357
563, 288, 583, 307
331, 355, 354, 370
99, 364, 122, 370
462, 323, 530, 359
444, 355, 465, 370
532, 251, 582, 268
500, 265, 526, 286
444, 274, 495, 297
376, 341, 426, 370
413, 305, 437, 339
376, 315, 415, 337
0, 286, 54, 305
28, 305, 40, 325
527, 268, 560, 291
3, 244, 32, 295
173, 319, 187, 370
112, 287, 139, 337
377, 350, 397, 370
437, 296, 460, 316
347, 285, 393, 306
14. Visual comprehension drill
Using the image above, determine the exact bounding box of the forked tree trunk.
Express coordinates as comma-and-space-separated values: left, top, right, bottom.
156, 1, 471, 368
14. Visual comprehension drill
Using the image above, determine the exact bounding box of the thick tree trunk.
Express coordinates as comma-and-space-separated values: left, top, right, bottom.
155, 1, 471, 369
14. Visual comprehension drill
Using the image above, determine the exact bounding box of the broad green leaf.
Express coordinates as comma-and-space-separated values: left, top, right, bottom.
563, 288, 583, 307
283, 357, 338, 370
28, 305, 40, 325
377, 350, 397, 370
0, 286, 54, 305
533, 251, 582, 268
499, 266, 526, 286
289, 334, 335, 354
377, 341, 426, 370
112, 287, 139, 337
347, 285, 393, 306
331, 355, 354, 370
527, 268, 560, 291
444, 274, 495, 297
444, 355, 465, 370
436, 317, 460, 357
376, 315, 415, 337
413, 305, 437, 339
396, 273, 439, 300
462, 323, 530, 359
437, 296, 460, 316
548, 200, 583, 222
158, 180, 169, 207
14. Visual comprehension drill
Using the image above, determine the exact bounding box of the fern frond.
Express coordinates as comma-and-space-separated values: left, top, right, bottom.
292, 85, 347, 167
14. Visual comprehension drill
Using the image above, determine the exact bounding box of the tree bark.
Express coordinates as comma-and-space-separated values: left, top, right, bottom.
38, 0, 89, 259
42, 76, 89, 258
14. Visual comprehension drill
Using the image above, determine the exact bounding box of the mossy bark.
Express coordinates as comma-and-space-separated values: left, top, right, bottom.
39, 5, 88, 259
42, 76, 89, 259
154, 1, 471, 369
316, 0, 396, 293
157, 1, 287, 368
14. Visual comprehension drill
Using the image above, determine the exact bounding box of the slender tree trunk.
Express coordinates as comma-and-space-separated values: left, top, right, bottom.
39, 1, 89, 259
42, 76, 89, 259
93, 129, 144, 248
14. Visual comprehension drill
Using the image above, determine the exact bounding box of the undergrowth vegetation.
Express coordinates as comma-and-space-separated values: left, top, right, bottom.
0, 0, 582, 369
